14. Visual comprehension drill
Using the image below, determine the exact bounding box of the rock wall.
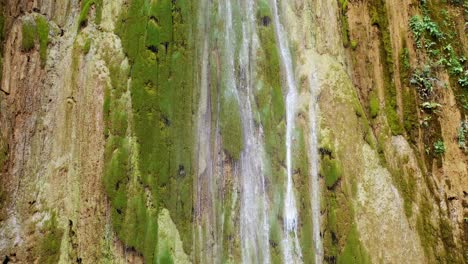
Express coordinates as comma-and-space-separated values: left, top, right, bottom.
0, 0, 465, 263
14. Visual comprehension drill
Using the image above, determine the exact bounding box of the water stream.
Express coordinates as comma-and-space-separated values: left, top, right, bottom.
269, 0, 303, 262
195, 0, 322, 263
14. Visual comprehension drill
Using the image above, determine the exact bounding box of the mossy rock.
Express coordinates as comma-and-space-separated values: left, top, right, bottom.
35, 16, 49, 66
38, 212, 64, 264
321, 156, 343, 188
369, 91, 379, 118
337, 225, 371, 264
21, 20, 36, 52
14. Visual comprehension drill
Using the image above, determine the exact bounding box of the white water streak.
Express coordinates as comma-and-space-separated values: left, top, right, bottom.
237, 0, 271, 263
221, 0, 272, 262
270, 0, 303, 262
309, 69, 323, 264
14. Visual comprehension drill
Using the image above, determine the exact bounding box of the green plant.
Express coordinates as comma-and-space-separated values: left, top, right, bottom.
35, 16, 49, 66
458, 70, 468, 88
457, 121, 467, 150
78, 0, 103, 30
369, 91, 379, 118
409, 15, 443, 49
38, 212, 63, 264
410, 66, 438, 98
321, 156, 343, 188
83, 38, 92, 54
421, 101, 442, 110
433, 140, 446, 155
21, 20, 36, 52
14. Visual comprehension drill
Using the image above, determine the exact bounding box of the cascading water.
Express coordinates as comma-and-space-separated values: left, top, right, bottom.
270, 0, 303, 262
309, 69, 323, 264
196, 0, 323, 263
222, 0, 271, 262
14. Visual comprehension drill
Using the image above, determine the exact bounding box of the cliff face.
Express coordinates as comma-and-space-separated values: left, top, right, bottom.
0, 0, 465, 263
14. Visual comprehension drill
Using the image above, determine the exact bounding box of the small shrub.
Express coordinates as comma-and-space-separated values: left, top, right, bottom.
457, 121, 467, 150
433, 140, 446, 155
410, 66, 438, 98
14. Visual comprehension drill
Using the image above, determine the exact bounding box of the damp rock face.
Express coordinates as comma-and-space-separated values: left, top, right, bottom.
0, 0, 466, 263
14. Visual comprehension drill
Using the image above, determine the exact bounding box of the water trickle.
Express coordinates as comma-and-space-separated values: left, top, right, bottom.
270, 0, 303, 262
222, 0, 271, 262
309, 69, 323, 264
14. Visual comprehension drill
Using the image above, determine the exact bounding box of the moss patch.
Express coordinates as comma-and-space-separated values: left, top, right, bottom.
369, 90, 379, 118
35, 16, 49, 66
337, 225, 371, 264
102, 0, 197, 262
78, 0, 103, 29
321, 155, 342, 188
21, 20, 36, 52
37, 212, 64, 264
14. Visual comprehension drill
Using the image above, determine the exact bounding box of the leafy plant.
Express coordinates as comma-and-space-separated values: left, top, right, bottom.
458, 70, 468, 88
410, 66, 439, 98
457, 121, 467, 150
434, 140, 446, 155
421, 101, 442, 110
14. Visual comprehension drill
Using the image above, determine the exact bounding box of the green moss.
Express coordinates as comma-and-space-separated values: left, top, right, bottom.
38, 212, 64, 264
323, 191, 356, 262
337, 225, 371, 264
219, 93, 243, 160
350, 40, 358, 50
321, 156, 342, 188
158, 242, 174, 264
369, 90, 379, 118
103, 0, 196, 261
83, 38, 92, 55
21, 20, 36, 52
255, 1, 286, 189
338, 0, 350, 47
78, 0, 103, 30
35, 16, 49, 66
439, 218, 459, 263
368, 0, 406, 135
389, 166, 416, 218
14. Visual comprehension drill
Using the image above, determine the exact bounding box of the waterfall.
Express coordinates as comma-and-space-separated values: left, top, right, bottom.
222, 0, 271, 262
309, 70, 323, 264
269, 0, 303, 262
196, 0, 323, 263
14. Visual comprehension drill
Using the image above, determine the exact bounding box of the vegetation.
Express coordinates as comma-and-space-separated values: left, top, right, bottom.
457, 121, 467, 150
38, 212, 63, 264
369, 0, 403, 135
433, 140, 445, 155
78, 0, 103, 29
369, 91, 379, 118
410, 65, 437, 99
20, 16, 49, 66
102, 0, 197, 262
321, 155, 343, 188
338, 225, 371, 264
35, 16, 49, 66
219, 91, 243, 160
21, 20, 36, 52
338, 0, 350, 47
